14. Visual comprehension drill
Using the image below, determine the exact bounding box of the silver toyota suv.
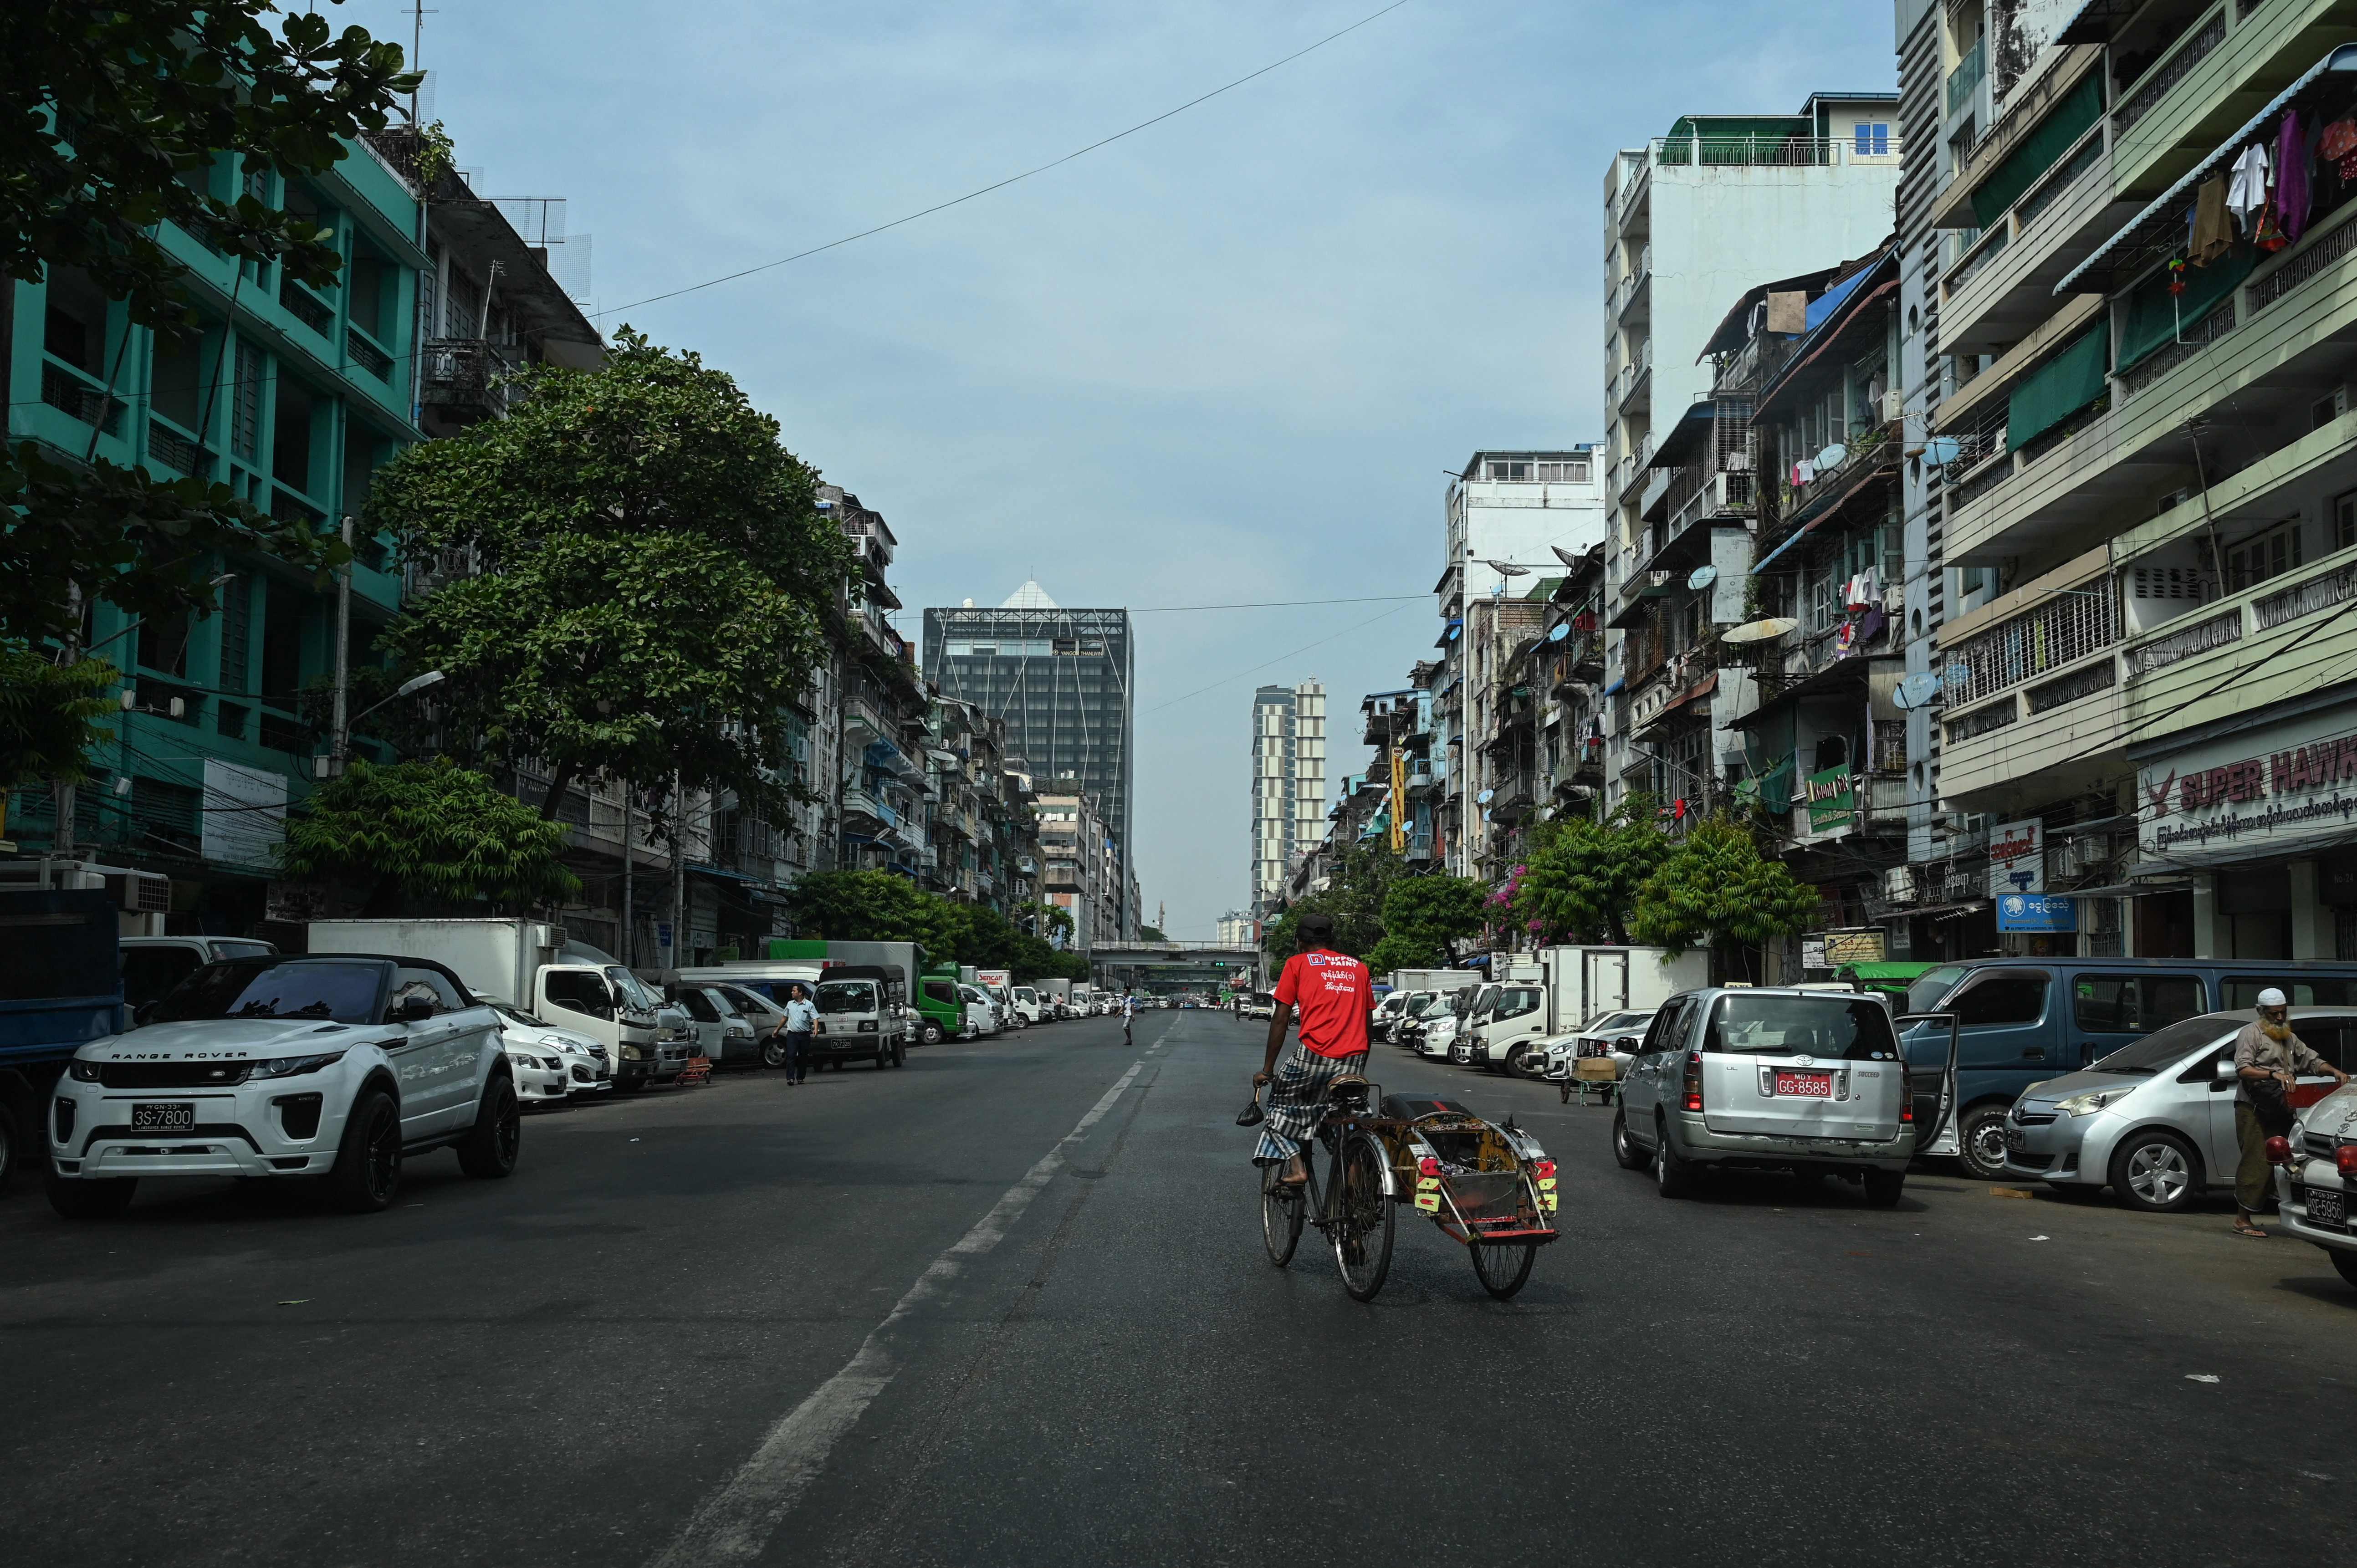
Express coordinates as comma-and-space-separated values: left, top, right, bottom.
1612, 988, 1917, 1205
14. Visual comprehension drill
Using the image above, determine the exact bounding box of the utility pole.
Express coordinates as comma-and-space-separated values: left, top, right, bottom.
670, 768, 686, 969
329, 515, 354, 775
619, 786, 634, 967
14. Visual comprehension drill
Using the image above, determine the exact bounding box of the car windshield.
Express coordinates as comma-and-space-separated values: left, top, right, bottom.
704, 990, 743, 1018
1586, 1011, 1647, 1034
677, 990, 719, 1022
607, 967, 663, 1012
818, 981, 876, 1013
2086, 1016, 2233, 1075
1906, 965, 1968, 1016
153, 959, 385, 1025
212, 940, 276, 960
1702, 994, 1901, 1062
493, 1004, 542, 1027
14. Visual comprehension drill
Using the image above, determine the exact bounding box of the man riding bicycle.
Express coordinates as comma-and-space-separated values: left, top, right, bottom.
1252, 913, 1374, 1185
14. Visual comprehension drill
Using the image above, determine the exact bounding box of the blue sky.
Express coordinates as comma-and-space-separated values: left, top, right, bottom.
343, 0, 1899, 936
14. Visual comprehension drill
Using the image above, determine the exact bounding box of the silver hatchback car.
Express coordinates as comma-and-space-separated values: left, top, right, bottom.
1613, 988, 1918, 1205
2001, 1007, 2357, 1211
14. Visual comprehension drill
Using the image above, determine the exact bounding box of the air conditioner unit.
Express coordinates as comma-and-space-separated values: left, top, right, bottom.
1884, 866, 1917, 904
1882, 388, 1904, 422
0, 858, 169, 914
1883, 584, 1905, 614
106, 870, 172, 914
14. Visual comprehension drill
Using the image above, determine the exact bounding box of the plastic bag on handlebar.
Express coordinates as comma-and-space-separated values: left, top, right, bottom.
1236, 1097, 1266, 1127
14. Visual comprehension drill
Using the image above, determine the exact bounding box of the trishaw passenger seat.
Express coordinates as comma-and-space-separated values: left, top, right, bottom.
1381, 1094, 1473, 1121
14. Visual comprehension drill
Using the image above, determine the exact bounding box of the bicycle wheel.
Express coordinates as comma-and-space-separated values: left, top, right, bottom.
1330, 1133, 1396, 1302
1469, 1239, 1538, 1300
1260, 1162, 1304, 1267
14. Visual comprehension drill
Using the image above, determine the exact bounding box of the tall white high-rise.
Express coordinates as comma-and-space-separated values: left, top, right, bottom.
1249, 680, 1325, 918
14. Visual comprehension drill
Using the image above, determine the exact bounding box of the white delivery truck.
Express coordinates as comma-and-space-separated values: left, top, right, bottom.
1386, 968, 1482, 997
1464, 945, 1708, 1073
308, 919, 694, 1091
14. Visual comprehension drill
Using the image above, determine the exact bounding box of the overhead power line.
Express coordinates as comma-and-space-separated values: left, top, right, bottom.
591, 0, 1416, 319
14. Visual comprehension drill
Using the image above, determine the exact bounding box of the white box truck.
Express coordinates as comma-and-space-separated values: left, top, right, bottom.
1386, 968, 1481, 996
308, 919, 693, 1090
1465, 945, 1707, 1072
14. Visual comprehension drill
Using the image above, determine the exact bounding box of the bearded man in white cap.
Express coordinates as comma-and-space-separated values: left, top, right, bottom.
2230, 988, 2349, 1237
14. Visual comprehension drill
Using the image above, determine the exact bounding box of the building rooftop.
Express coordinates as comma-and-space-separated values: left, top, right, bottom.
1001, 579, 1059, 610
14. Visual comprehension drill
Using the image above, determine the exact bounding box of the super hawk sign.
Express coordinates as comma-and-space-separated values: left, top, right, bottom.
2137, 716, 2357, 867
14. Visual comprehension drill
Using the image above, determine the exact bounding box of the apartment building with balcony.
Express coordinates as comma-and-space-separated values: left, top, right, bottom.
1436, 450, 1607, 871
1723, 245, 1914, 958
1916, 2, 2357, 961
5, 130, 428, 941
1037, 788, 1118, 950
1603, 97, 1902, 806
923, 697, 1039, 916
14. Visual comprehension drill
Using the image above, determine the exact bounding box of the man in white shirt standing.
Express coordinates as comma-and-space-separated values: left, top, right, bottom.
779, 983, 817, 1086
1122, 992, 1135, 1046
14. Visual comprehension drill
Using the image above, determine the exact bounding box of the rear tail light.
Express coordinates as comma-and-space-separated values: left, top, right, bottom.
2265, 1135, 2294, 1166
2336, 1144, 2357, 1179
1681, 1050, 1703, 1113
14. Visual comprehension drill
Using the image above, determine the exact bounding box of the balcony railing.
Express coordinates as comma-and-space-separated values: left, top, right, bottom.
40, 360, 123, 436
1649, 135, 1902, 168
1945, 37, 1986, 120
421, 337, 523, 416
2112, 9, 2226, 136
1942, 586, 2120, 706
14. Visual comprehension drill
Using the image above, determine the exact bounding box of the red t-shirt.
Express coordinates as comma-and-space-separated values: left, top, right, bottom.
1273, 949, 1374, 1059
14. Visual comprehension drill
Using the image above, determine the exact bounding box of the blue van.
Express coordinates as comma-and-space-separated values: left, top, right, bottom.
1900, 958, 2357, 1178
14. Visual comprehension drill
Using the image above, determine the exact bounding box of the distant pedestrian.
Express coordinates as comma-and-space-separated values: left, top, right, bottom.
781, 983, 817, 1086
2231, 988, 2348, 1236
1122, 992, 1135, 1045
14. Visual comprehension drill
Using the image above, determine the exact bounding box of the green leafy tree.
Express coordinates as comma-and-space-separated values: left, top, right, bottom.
1513, 800, 1676, 946
1365, 873, 1488, 974
784, 873, 1088, 981
0, 651, 116, 824
371, 330, 854, 821
280, 758, 580, 916
1629, 816, 1819, 981
1264, 844, 1404, 961
1138, 924, 1168, 942
3, 1, 412, 647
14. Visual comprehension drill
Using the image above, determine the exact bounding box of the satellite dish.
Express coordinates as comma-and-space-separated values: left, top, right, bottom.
1476, 789, 1495, 805
1486, 560, 1532, 577
1922, 435, 1961, 468
1721, 617, 1799, 645
1893, 671, 1943, 710
1816, 443, 1847, 469
1687, 564, 1718, 591
1551, 544, 1587, 569
1545, 622, 1571, 643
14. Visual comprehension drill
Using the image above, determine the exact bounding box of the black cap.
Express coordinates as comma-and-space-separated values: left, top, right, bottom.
1296, 913, 1335, 945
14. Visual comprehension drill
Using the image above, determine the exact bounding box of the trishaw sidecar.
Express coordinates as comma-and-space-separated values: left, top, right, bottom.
1369, 1094, 1559, 1299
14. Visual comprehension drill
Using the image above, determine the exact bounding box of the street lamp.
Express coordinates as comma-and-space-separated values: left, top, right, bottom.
319, 669, 444, 778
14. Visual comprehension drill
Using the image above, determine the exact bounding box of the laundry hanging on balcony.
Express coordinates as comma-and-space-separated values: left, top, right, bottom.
2225, 144, 2270, 228
2190, 176, 2234, 264
2117, 243, 2253, 373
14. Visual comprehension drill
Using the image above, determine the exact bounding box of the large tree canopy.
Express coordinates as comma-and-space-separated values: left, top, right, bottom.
3, 1, 411, 648
371, 330, 855, 821
782, 872, 1086, 982
1629, 816, 1819, 979
280, 758, 580, 916
1365, 872, 1488, 975
1512, 802, 1676, 947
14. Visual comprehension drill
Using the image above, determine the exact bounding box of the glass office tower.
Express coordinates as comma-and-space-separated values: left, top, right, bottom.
923, 582, 1134, 857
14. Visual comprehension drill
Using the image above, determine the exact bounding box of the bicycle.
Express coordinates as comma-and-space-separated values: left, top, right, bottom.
1253, 1075, 1397, 1302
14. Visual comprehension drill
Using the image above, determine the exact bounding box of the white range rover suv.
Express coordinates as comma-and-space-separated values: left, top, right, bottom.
47, 953, 520, 1218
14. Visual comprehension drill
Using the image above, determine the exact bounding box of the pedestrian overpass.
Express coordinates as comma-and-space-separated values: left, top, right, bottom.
1089, 940, 1263, 993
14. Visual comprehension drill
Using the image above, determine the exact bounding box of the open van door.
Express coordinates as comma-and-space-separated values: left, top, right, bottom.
1895, 1012, 1959, 1154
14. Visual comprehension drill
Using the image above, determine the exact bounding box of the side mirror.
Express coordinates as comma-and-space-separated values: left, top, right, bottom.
2214, 1057, 2238, 1084
133, 1000, 159, 1027
396, 995, 436, 1023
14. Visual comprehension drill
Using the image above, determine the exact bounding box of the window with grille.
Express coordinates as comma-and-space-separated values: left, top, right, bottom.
1941, 586, 2121, 705
231, 340, 261, 461
1535, 460, 1590, 482
2337, 488, 2357, 552
1485, 459, 1532, 480
1854, 123, 1891, 155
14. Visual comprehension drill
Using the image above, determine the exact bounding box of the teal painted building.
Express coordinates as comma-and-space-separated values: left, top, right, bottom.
8, 135, 427, 935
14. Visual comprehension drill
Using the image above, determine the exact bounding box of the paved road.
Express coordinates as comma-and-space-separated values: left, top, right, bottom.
4, 1008, 2355, 1566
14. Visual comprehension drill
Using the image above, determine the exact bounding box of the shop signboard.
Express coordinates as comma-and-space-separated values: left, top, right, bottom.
1801, 936, 1828, 972
2137, 715, 2357, 867
1997, 893, 2076, 932
1805, 767, 1858, 832
1989, 818, 2045, 896
1823, 928, 1887, 965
